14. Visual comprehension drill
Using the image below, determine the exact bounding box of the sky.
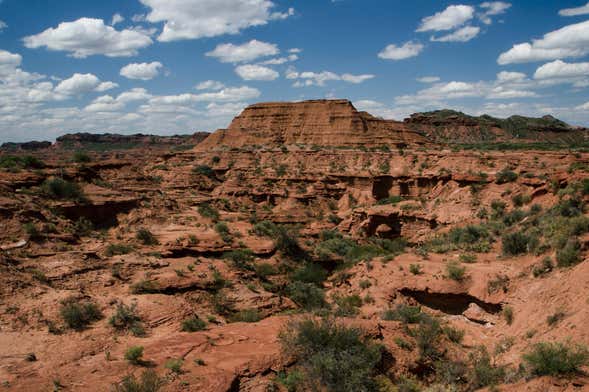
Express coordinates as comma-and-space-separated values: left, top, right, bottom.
1, 0, 589, 142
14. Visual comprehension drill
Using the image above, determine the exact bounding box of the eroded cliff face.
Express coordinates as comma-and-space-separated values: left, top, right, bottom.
197, 99, 427, 150
1, 101, 589, 391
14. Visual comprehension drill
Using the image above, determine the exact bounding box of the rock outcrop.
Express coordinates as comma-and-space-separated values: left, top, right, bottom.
197, 99, 427, 150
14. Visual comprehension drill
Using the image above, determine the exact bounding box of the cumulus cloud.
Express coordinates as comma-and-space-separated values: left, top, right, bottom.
378, 41, 424, 60
559, 2, 589, 17
431, 25, 480, 42
111, 13, 125, 26
96, 81, 119, 92
120, 61, 163, 80
259, 54, 298, 65
479, 2, 511, 24
23, 18, 152, 58
196, 80, 225, 91
55, 73, 108, 96
235, 64, 279, 81
0, 20, 6, 32
534, 60, 589, 87
498, 20, 589, 64
139, 0, 293, 42
286, 68, 374, 87
206, 40, 279, 63
417, 5, 475, 32
496, 71, 526, 83
0, 49, 22, 74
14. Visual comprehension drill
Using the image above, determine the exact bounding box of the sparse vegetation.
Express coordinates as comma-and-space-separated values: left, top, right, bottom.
113, 370, 163, 392
106, 243, 133, 257
181, 316, 206, 332
446, 261, 466, 281
60, 298, 102, 330
109, 303, 145, 336
41, 178, 86, 201
198, 203, 219, 221
523, 341, 589, 377
125, 346, 144, 365
136, 228, 159, 245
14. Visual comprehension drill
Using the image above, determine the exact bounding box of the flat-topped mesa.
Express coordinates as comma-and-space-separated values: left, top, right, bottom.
197, 99, 427, 150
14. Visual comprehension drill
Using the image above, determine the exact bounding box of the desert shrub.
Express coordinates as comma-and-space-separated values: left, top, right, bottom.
214, 222, 232, 243
164, 358, 183, 374
468, 346, 506, 389
255, 263, 278, 279
449, 225, 489, 245
443, 326, 465, 344
376, 196, 404, 205
291, 263, 327, 286
0, 155, 45, 170
181, 316, 206, 332
197, 203, 219, 221
279, 318, 382, 392
409, 264, 423, 275
125, 346, 144, 365
556, 239, 581, 267
490, 200, 507, 218
487, 274, 510, 294
382, 304, 426, 324
533, 257, 553, 277
503, 306, 514, 325
223, 249, 254, 270
73, 152, 91, 163
41, 178, 85, 201
547, 310, 566, 326
252, 220, 278, 237
523, 341, 589, 377
512, 194, 531, 207
23, 223, 41, 240
106, 243, 133, 257
60, 298, 102, 330
285, 282, 327, 311
394, 337, 414, 351
333, 294, 363, 317
130, 280, 158, 294
230, 309, 261, 323
192, 165, 215, 178
109, 303, 145, 336
496, 169, 518, 184
113, 369, 163, 392
503, 209, 527, 226
72, 217, 94, 236
413, 317, 442, 360
359, 280, 372, 289
501, 232, 531, 255
446, 261, 466, 281
136, 228, 159, 245
275, 226, 306, 259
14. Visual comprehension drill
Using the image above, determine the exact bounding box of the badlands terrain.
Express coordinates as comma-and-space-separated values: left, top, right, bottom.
1, 99, 589, 391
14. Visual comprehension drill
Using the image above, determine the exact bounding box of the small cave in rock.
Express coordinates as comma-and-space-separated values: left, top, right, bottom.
399, 288, 502, 315
372, 176, 393, 201
59, 200, 138, 229
366, 214, 402, 239
399, 181, 411, 196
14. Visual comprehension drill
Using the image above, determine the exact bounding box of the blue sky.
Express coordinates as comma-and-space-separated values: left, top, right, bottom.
1, 0, 589, 142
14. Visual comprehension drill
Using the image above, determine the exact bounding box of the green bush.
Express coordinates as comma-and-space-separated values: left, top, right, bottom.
255, 263, 278, 279
214, 222, 233, 243
23, 222, 42, 240
503, 306, 514, 325
286, 282, 327, 310
125, 346, 144, 365
413, 317, 442, 360
136, 228, 159, 245
376, 196, 404, 205
291, 263, 327, 286
502, 232, 531, 255
193, 165, 216, 178
73, 152, 91, 163
533, 257, 553, 277
130, 280, 159, 294
41, 178, 86, 201
164, 358, 183, 374
60, 299, 102, 330
409, 264, 423, 275
181, 316, 206, 332
198, 203, 219, 221
230, 309, 261, 323
556, 239, 581, 267
334, 294, 363, 317
446, 261, 466, 281
105, 243, 133, 257
223, 249, 254, 270
443, 326, 465, 344
468, 346, 506, 388
496, 169, 518, 184
279, 318, 382, 392
72, 217, 94, 236
382, 304, 425, 324
0, 155, 45, 170
109, 303, 145, 336
113, 369, 163, 392
252, 220, 278, 237
523, 341, 589, 377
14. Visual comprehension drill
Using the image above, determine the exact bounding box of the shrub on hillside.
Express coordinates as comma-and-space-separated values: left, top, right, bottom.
41, 178, 86, 201
60, 298, 102, 330
523, 341, 589, 377
136, 228, 159, 245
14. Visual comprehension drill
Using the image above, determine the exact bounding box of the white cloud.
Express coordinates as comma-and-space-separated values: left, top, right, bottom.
0, 50, 22, 74
0, 20, 7, 31
85, 95, 125, 112
148, 86, 261, 106
196, 80, 225, 91
206, 40, 279, 63
289, 48, 302, 54
577, 101, 589, 110
54, 73, 101, 96
431, 25, 480, 42
120, 61, 163, 80
417, 5, 475, 32
96, 81, 119, 92
259, 54, 298, 65
534, 59, 589, 83
286, 68, 374, 87
496, 71, 526, 83
559, 2, 589, 17
498, 20, 589, 64
116, 88, 152, 103
235, 64, 279, 81
378, 41, 424, 60
479, 2, 511, 24
139, 0, 293, 42
206, 102, 247, 117
23, 18, 152, 58
341, 73, 375, 84
111, 13, 125, 26
417, 76, 440, 83
131, 14, 147, 22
